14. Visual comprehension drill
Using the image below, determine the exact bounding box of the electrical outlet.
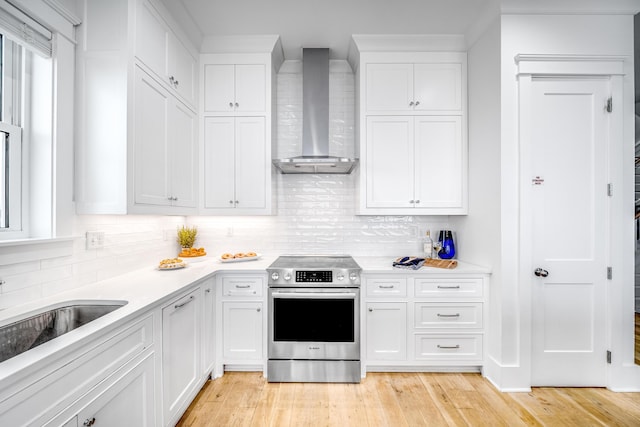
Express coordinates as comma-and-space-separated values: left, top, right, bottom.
86, 231, 105, 249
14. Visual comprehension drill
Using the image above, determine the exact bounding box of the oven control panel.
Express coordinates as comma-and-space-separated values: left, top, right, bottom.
296, 270, 332, 282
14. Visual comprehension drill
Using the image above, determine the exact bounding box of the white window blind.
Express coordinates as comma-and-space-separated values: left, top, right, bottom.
0, 1, 51, 57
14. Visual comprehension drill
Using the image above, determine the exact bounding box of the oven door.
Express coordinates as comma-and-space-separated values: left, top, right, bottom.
268, 288, 360, 360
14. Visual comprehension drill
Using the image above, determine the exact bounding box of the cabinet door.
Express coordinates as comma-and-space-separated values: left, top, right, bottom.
414, 116, 464, 209
135, 0, 167, 79
365, 116, 414, 208
202, 284, 215, 376
134, 68, 171, 206
366, 302, 407, 361
167, 32, 197, 107
234, 64, 266, 113
223, 302, 263, 361
75, 355, 156, 427
203, 117, 236, 208
162, 289, 201, 423
365, 63, 413, 112
235, 117, 266, 209
413, 63, 462, 113
169, 99, 197, 208
203, 64, 235, 113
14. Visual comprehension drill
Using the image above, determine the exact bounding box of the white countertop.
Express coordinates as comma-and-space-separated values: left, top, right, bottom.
0, 254, 489, 384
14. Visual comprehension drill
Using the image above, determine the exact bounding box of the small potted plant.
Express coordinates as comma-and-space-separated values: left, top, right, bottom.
177, 225, 197, 249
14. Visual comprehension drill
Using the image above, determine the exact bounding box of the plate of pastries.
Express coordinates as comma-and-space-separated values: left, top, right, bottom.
178, 247, 207, 257
218, 252, 260, 263
158, 258, 187, 270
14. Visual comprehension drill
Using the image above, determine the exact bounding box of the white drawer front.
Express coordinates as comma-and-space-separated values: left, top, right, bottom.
414, 303, 482, 328
414, 334, 483, 361
366, 278, 407, 298
222, 276, 264, 297
414, 278, 483, 298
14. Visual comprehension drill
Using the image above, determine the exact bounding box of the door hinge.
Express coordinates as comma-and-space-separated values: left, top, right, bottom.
606, 97, 613, 113
607, 350, 612, 364
607, 183, 613, 197
607, 267, 612, 280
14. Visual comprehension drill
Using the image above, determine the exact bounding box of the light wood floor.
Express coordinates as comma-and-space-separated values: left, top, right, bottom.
176, 372, 640, 426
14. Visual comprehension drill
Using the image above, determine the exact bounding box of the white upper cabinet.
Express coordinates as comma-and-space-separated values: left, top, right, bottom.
353, 49, 468, 215
200, 50, 281, 215
76, 0, 199, 215
203, 64, 266, 114
135, 0, 197, 108
366, 62, 462, 114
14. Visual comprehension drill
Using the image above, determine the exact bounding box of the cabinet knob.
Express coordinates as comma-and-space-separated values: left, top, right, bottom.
368, 308, 373, 312
235, 102, 239, 108
409, 200, 415, 204
229, 200, 234, 204
409, 101, 414, 107
235, 200, 239, 205
415, 200, 420, 204
229, 102, 234, 108
257, 307, 261, 312
174, 79, 179, 87
83, 418, 96, 427
415, 101, 420, 106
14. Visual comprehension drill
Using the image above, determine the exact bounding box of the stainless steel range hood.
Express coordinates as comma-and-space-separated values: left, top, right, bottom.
273, 48, 358, 174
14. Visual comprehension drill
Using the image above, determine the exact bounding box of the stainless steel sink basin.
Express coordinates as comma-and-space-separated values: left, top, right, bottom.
0, 301, 127, 363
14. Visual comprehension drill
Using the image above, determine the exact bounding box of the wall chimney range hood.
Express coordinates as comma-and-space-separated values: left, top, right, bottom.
273, 48, 358, 174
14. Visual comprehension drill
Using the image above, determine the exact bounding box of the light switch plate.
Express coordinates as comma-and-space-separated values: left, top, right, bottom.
86, 231, 105, 249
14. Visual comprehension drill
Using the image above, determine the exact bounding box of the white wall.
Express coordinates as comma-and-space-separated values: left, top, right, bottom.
452, 16, 502, 384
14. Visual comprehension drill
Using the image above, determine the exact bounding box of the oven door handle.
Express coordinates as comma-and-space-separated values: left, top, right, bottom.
271, 291, 357, 299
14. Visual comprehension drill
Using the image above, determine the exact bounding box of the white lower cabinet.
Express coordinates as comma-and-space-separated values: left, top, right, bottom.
162, 287, 202, 425
56, 352, 156, 427
218, 274, 265, 371
202, 281, 216, 377
364, 273, 488, 370
366, 302, 407, 361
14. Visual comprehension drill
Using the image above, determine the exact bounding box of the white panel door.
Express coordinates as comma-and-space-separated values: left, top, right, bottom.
414, 116, 463, 209
413, 63, 462, 113
135, 0, 167, 79
167, 32, 196, 106
134, 68, 170, 206
530, 78, 609, 386
234, 117, 266, 209
162, 289, 201, 423
366, 116, 414, 208
203, 117, 235, 209
365, 63, 413, 112
203, 64, 235, 113
169, 99, 197, 208
234, 64, 266, 113
366, 302, 407, 361
223, 302, 263, 361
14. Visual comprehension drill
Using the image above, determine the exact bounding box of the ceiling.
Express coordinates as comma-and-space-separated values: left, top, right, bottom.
176, 0, 497, 59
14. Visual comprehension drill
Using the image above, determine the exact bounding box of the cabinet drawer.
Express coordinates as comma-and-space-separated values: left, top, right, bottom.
366, 278, 407, 298
222, 276, 264, 297
0, 315, 153, 426
414, 303, 482, 329
414, 334, 483, 361
414, 278, 483, 298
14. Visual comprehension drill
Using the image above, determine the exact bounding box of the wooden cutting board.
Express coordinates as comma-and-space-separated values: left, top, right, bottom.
423, 258, 458, 269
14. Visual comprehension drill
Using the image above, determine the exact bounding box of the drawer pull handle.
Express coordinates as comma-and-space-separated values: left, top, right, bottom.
83, 418, 96, 427
437, 313, 460, 318
378, 285, 395, 289
437, 344, 460, 349
175, 295, 194, 309
235, 284, 251, 288
437, 285, 461, 289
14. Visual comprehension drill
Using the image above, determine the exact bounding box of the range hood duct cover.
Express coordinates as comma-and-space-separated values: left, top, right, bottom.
273, 48, 358, 174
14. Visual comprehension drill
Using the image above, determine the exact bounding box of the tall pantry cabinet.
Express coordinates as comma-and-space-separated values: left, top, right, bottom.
349, 43, 468, 215
75, 0, 199, 215
200, 47, 283, 215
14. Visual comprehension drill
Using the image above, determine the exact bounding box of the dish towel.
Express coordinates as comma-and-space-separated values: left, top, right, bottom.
392, 256, 425, 270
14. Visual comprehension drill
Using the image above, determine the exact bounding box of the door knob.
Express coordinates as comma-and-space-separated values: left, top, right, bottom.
534, 268, 549, 277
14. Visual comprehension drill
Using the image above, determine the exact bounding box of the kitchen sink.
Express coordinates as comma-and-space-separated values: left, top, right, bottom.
0, 301, 127, 363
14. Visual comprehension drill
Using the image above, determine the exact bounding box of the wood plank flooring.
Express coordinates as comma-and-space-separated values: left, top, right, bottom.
176, 372, 640, 426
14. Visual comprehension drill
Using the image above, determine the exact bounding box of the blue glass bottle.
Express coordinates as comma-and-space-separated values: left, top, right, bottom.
438, 230, 456, 259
